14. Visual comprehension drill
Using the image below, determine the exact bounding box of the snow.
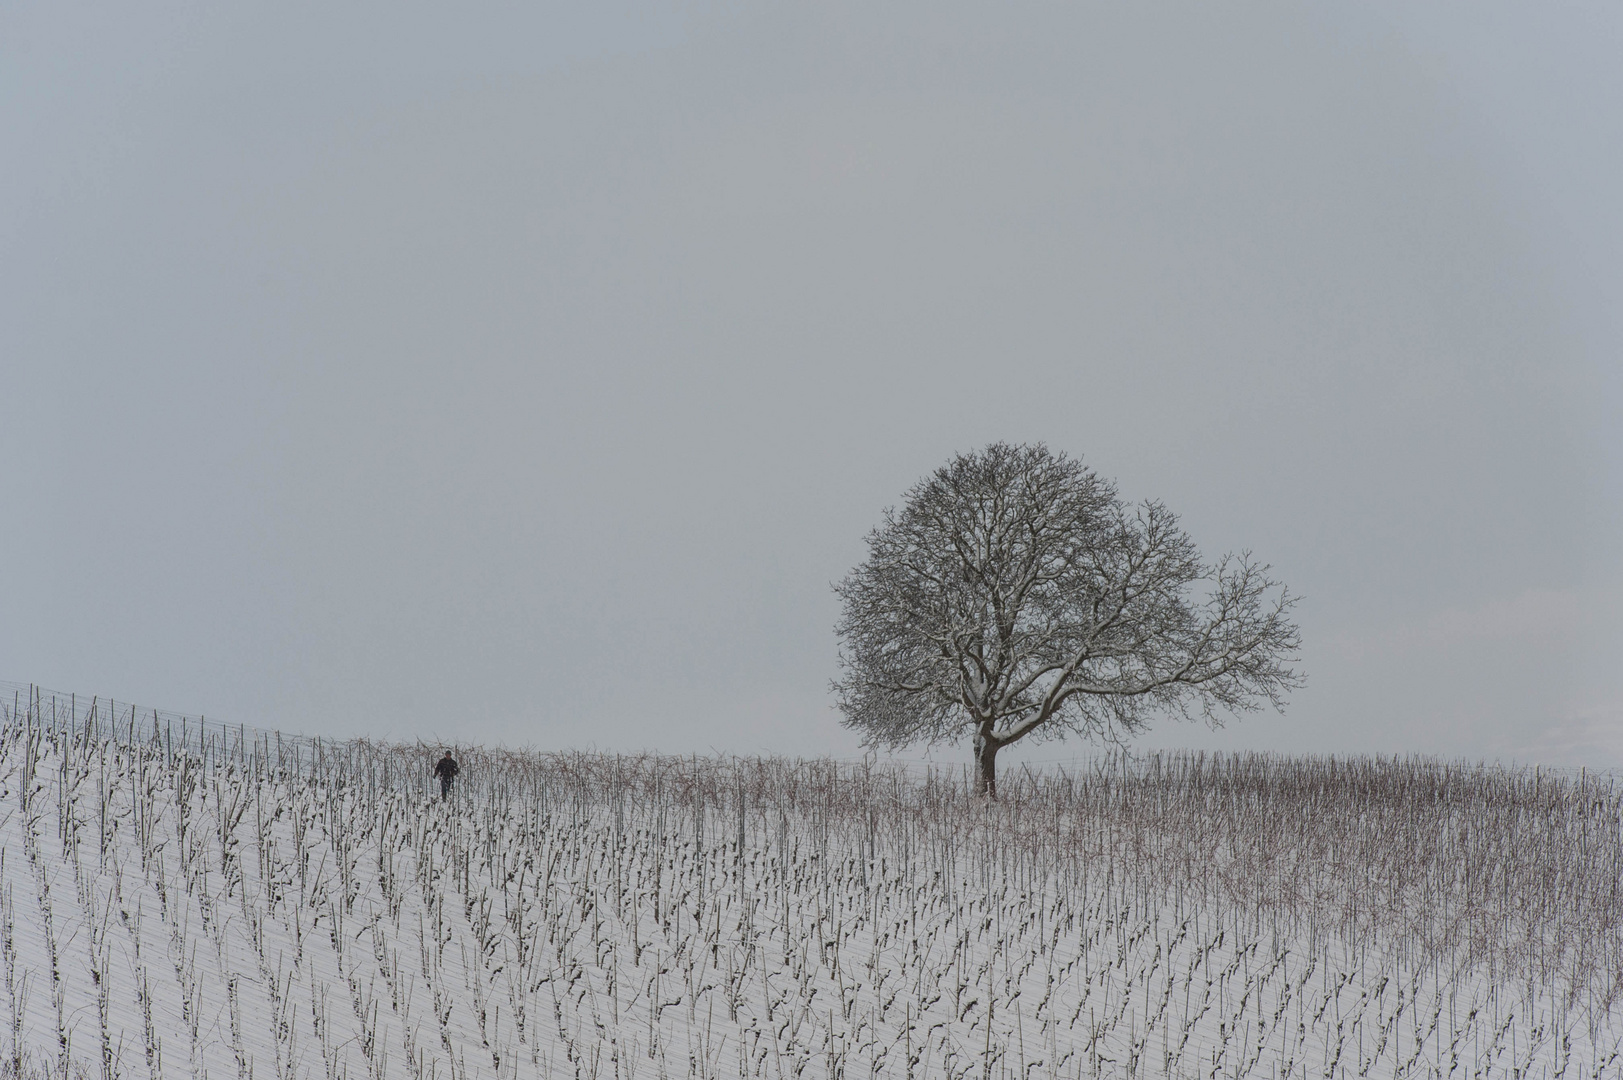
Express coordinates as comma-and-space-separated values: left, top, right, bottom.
0, 698, 1619, 1079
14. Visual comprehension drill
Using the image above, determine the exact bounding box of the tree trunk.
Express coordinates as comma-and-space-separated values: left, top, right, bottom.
973, 729, 1000, 798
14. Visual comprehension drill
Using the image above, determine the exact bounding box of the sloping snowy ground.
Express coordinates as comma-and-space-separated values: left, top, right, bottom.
0, 698, 1620, 1079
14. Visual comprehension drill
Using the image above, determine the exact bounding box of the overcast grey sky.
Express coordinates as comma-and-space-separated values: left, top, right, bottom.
4, 1, 1619, 767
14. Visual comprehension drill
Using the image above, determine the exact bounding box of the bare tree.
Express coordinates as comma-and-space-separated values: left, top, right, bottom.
833, 443, 1302, 795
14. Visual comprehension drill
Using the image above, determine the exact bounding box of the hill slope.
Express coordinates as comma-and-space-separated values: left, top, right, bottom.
1, 693, 1620, 1078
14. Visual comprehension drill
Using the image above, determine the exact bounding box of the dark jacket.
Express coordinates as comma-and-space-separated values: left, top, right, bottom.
434, 756, 459, 780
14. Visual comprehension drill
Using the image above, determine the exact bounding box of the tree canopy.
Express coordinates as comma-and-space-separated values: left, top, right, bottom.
833, 443, 1302, 794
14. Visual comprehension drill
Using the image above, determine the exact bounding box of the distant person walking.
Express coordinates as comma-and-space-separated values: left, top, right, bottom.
434, 750, 459, 800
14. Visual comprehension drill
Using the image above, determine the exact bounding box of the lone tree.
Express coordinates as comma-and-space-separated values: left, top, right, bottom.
834, 442, 1302, 796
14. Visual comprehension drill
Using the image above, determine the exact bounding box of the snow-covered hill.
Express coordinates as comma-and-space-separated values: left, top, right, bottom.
1, 689, 1620, 1079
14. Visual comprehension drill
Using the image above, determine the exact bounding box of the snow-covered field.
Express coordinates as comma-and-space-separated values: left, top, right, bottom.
2, 690, 1621, 1079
